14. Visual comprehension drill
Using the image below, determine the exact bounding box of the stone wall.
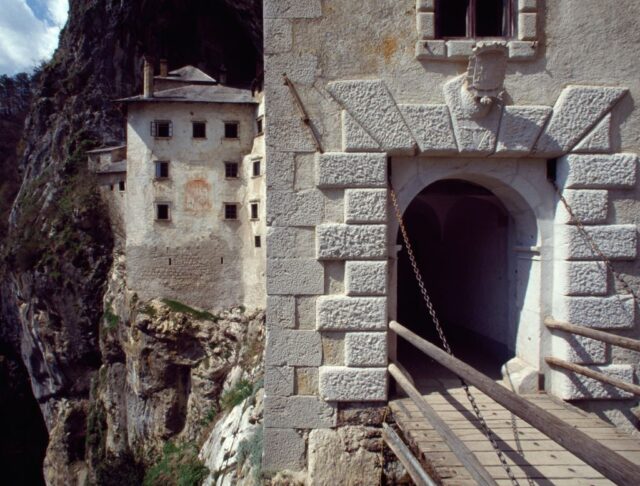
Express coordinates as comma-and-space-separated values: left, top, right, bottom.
263, 0, 640, 476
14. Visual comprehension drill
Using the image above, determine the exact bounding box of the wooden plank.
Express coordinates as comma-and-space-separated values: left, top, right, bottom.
390, 321, 640, 485
382, 423, 438, 486
389, 363, 499, 485
545, 357, 640, 396
546, 318, 640, 352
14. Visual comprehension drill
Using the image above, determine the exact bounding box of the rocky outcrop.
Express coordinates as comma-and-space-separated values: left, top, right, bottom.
0, 0, 262, 482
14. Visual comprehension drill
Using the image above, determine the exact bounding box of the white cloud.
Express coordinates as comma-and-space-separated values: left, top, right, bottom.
0, 0, 69, 75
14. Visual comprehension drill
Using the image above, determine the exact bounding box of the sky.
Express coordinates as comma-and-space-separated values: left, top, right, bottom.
0, 0, 69, 75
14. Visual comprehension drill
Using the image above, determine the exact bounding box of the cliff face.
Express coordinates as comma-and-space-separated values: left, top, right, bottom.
0, 0, 262, 483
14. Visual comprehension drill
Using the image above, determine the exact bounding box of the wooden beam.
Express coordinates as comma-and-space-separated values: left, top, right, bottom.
545, 318, 640, 352
389, 320, 640, 485
545, 357, 640, 397
389, 363, 499, 486
382, 422, 438, 486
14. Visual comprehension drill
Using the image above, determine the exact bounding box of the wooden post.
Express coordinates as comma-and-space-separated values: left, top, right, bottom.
389, 320, 640, 486
382, 423, 438, 486
545, 357, 640, 396
545, 318, 640, 352
389, 363, 499, 486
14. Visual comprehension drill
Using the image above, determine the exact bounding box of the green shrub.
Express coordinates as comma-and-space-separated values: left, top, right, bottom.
219, 379, 253, 412
140, 304, 157, 318
161, 299, 218, 322
103, 304, 119, 330
236, 426, 263, 483
201, 404, 219, 426
143, 442, 209, 486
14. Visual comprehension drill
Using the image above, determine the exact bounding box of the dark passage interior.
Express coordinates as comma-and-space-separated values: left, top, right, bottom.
397, 180, 516, 379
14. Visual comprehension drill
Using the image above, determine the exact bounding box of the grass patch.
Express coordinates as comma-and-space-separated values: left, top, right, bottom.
200, 404, 219, 427
161, 299, 219, 322
143, 442, 209, 486
219, 379, 253, 412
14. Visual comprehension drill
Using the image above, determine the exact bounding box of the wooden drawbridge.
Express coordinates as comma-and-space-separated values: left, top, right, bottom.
384, 321, 640, 486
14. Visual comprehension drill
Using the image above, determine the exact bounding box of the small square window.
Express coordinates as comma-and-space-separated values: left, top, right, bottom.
224, 122, 239, 139
250, 202, 259, 220
118, 180, 126, 192
224, 203, 238, 220
155, 161, 170, 179
151, 120, 173, 138
156, 203, 170, 221
435, 0, 513, 39
225, 162, 239, 178
256, 116, 264, 135
252, 160, 261, 177
254, 235, 262, 248
192, 121, 206, 139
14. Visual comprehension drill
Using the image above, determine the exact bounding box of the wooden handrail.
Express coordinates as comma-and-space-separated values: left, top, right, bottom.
389, 320, 640, 485
389, 363, 498, 486
545, 318, 640, 352
545, 357, 640, 396
382, 423, 438, 486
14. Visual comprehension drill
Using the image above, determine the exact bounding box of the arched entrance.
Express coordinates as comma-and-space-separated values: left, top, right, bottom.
396, 178, 537, 381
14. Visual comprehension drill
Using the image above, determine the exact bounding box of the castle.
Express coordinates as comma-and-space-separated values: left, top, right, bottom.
92, 0, 640, 480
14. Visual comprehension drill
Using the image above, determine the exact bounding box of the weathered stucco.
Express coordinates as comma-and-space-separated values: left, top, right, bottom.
263, 0, 640, 477
126, 99, 266, 310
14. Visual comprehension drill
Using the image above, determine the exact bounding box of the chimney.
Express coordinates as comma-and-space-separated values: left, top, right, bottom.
219, 64, 228, 85
159, 59, 168, 77
143, 57, 154, 98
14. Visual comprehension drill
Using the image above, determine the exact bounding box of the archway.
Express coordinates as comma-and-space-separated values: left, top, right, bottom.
396, 179, 534, 380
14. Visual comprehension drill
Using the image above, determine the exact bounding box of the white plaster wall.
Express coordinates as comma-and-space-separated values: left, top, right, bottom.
125, 101, 265, 310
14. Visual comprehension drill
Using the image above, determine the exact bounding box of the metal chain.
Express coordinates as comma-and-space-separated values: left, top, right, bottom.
389, 184, 521, 486
553, 182, 640, 305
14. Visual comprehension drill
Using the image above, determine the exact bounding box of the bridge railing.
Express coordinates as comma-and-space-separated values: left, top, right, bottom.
388, 320, 640, 486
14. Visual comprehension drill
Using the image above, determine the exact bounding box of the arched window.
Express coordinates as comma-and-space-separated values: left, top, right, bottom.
436, 0, 513, 39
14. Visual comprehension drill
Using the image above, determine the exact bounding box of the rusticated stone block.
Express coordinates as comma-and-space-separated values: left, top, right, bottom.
317, 296, 387, 331
264, 395, 337, 428
266, 330, 323, 367
317, 153, 387, 188
264, 19, 293, 54
266, 295, 296, 329
551, 364, 634, 400
267, 259, 324, 295
342, 111, 381, 152
267, 189, 324, 226
345, 189, 387, 224
557, 190, 608, 224
573, 114, 612, 153
319, 367, 388, 401
345, 333, 388, 367
557, 153, 637, 189
264, 0, 322, 19
556, 295, 635, 329
345, 261, 387, 296
495, 106, 551, 155
262, 428, 306, 473
556, 261, 608, 296
557, 225, 637, 261
550, 333, 607, 365
399, 105, 458, 154
317, 224, 387, 260
265, 366, 295, 396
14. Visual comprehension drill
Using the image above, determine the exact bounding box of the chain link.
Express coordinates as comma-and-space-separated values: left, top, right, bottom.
553, 182, 640, 305
389, 184, 521, 486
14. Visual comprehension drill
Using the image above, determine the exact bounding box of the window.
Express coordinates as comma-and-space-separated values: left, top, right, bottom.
155, 161, 170, 179
224, 203, 238, 220
252, 160, 261, 177
256, 116, 264, 135
109, 184, 114, 191
436, 0, 512, 39
118, 180, 126, 192
225, 162, 239, 178
151, 120, 173, 138
192, 121, 206, 139
250, 202, 259, 220
224, 122, 239, 139
254, 235, 262, 248
156, 203, 170, 221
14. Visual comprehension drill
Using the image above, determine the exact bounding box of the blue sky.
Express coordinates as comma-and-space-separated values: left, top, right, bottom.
0, 0, 69, 75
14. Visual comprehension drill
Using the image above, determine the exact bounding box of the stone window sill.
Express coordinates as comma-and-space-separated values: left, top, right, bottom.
416, 39, 537, 61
